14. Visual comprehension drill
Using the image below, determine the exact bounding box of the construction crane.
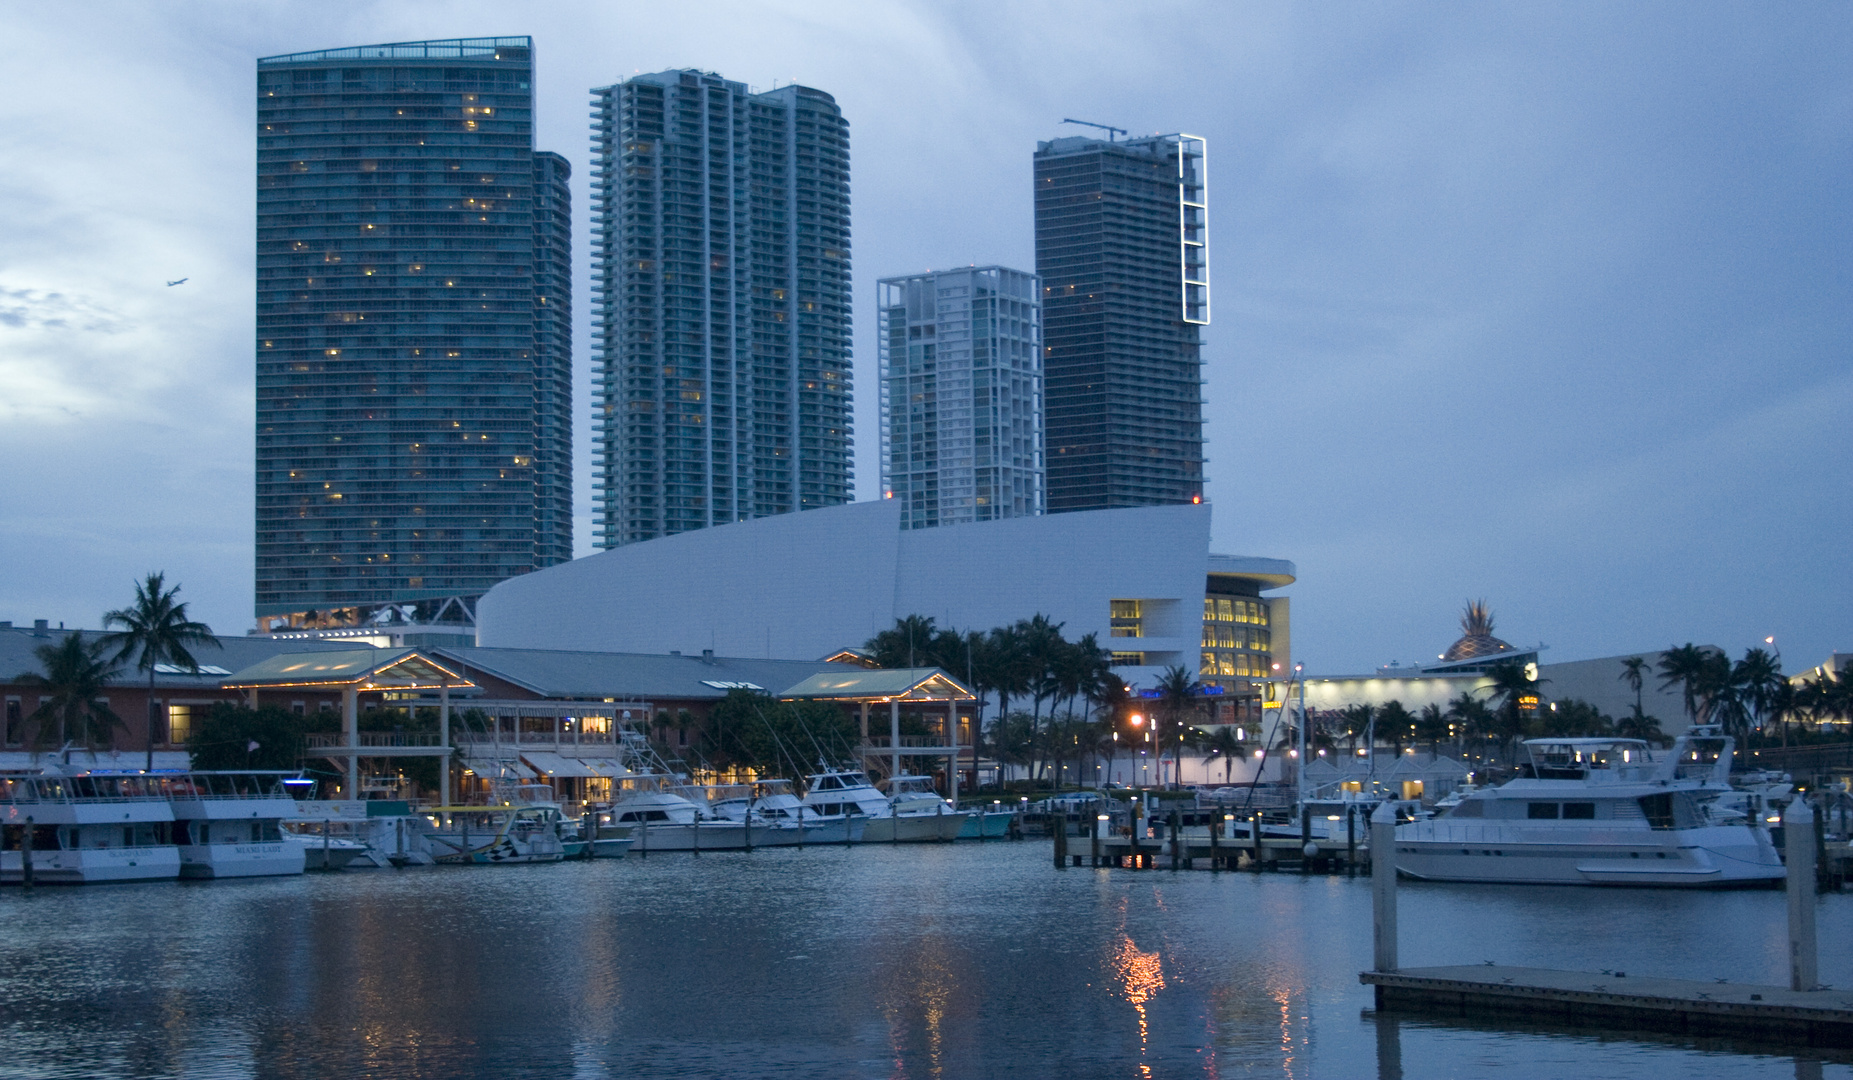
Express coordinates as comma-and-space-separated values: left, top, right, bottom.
1061, 118, 1126, 142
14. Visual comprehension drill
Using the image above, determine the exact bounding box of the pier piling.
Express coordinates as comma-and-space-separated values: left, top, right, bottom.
1787, 796, 1819, 992
20, 814, 32, 890
1371, 801, 1397, 974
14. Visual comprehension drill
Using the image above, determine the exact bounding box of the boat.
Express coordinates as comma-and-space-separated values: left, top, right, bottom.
603, 783, 752, 852
421, 785, 572, 865
802, 770, 967, 843
167, 771, 307, 879
1393, 727, 1785, 887
957, 804, 1015, 838
704, 780, 867, 845
284, 798, 437, 868
0, 771, 182, 884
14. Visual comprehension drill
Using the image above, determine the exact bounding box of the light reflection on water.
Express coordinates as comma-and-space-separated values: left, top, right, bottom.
1, 842, 1850, 1079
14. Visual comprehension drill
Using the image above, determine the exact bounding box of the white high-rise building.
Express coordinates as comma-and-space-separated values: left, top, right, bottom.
877, 266, 1043, 530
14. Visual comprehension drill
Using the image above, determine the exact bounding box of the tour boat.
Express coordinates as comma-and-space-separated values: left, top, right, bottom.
1393, 727, 1784, 887
0, 771, 182, 884
168, 772, 307, 878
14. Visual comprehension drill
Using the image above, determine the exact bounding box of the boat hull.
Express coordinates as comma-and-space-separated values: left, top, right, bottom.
957, 811, 1014, 839
178, 840, 306, 879
1, 846, 182, 885
859, 812, 969, 843
1394, 824, 1785, 887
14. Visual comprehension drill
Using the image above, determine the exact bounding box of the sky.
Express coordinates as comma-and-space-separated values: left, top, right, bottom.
0, 2, 1847, 676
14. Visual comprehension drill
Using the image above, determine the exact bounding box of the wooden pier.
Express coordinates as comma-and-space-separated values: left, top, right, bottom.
1363, 965, 1853, 1047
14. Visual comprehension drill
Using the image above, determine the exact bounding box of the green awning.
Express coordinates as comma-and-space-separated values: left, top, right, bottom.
778, 667, 976, 703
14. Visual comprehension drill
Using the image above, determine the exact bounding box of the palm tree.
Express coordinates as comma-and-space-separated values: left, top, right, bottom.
1414, 703, 1449, 759
14, 633, 124, 751
1656, 644, 1720, 727
1205, 725, 1245, 785
1618, 656, 1649, 717
1337, 703, 1374, 758
1478, 661, 1544, 764
1153, 665, 1202, 790
100, 572, 221, 771
1614, 706, 1667, 746
1445, 693, 1495, 761
1377, 700, 1414, 758
1733, 648, 1785, 743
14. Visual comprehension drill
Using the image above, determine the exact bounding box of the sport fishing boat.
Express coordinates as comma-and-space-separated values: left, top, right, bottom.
0, 771, 182, 884
705, 779, 867, 845
167, 771, 307, 878
1393, 727, 1784, 887
421, 785, 571, 865
802, 770, 966, 843
603, 784, 751, 852
284, 798, 437, 868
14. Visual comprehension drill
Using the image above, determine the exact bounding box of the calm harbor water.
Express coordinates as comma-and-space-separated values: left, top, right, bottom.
3, 842, 1851, 1079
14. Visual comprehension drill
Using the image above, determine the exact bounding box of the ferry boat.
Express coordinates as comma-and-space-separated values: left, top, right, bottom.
0, 771, 182, 884
1393, 727, 1784, 887
168, 772, 307, 879
803, 770, 967, 843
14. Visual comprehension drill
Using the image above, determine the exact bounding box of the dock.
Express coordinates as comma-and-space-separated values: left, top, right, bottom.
1363, 965, 1853, 1047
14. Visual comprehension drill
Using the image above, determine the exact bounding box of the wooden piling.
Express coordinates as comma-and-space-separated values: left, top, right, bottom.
20, 814, 33, 890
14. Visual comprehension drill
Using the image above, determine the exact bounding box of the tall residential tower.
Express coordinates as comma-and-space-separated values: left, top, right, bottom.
254, 37, 571, 633
878, 266, 1044, 529
1033, 133, 1208, 512
590, 70, 853, 547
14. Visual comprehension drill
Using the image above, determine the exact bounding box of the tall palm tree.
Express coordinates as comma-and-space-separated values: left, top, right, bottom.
1478, 661, 1544, 765
1337, 703, 1374, 757
1205, 725, 1245, 785
1618, 656, 1649, 717
14, 633, 124, 751
1153, 665, 1202, 790
1377, 700, 1414, 757
100, 572, 221, 771
1733, 648, 1785, 742
1414, 703, 1449, 759
1445, 693, 1494, 760
1656, 644, 1718, 727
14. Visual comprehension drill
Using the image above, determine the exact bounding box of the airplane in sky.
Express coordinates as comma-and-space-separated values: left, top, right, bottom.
166, 278, 188, 286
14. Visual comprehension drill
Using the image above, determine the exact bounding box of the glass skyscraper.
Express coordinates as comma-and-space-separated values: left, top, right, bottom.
878, 266, 1044, 529
254, 37, 571, 630
590, 70, 852, 547
1033, 133, 1209, 512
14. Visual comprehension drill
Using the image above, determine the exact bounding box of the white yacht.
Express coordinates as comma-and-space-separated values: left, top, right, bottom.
0, 771, 182, 884
285, 798, 437, 868
603, 784, 751, 852
803, 770, 967, 843
168, 772, 307, 879
705, 780, 867, 845
1393, 728, 1785, 887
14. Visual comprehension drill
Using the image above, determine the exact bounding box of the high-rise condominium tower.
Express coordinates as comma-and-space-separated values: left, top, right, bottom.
878, 266, 1044, 529
1033, 133, 1208, 512
590, 70, 852, 547
254, 37, 571, 630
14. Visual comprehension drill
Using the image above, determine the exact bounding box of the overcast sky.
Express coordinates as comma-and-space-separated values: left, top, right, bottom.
0, 2, 1847, 675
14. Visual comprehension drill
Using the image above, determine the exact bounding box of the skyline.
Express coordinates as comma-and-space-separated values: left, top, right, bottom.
0, 2, 1847, 674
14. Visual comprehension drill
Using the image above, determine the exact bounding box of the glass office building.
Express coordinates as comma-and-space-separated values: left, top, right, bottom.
1033, 133, 1208, 512
878, 266, 1044, 529
590, 70, 853, 547
254, 37, 571, 630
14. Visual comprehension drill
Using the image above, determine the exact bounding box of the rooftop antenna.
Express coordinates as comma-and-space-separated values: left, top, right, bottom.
1061, 118, 1127, 142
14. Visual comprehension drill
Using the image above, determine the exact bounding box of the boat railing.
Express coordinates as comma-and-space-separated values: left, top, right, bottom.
0, 775, 169, 804
306, 732, 445, 749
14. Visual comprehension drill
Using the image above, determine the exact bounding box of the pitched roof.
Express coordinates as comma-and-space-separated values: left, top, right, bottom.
432, 646, 865, 702
779, 667, 976, 702
221, 649, 472, 690
0, 627, 354, 690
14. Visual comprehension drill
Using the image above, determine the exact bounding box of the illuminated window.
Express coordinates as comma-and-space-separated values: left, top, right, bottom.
1110, 599, 1143, 638
167, 705, 193, 746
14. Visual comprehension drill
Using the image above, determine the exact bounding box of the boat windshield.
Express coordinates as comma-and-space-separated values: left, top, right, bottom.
1522, 739, 1652, 780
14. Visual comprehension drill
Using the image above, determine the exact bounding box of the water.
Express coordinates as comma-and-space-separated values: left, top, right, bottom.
2, 843, 1850, 1079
